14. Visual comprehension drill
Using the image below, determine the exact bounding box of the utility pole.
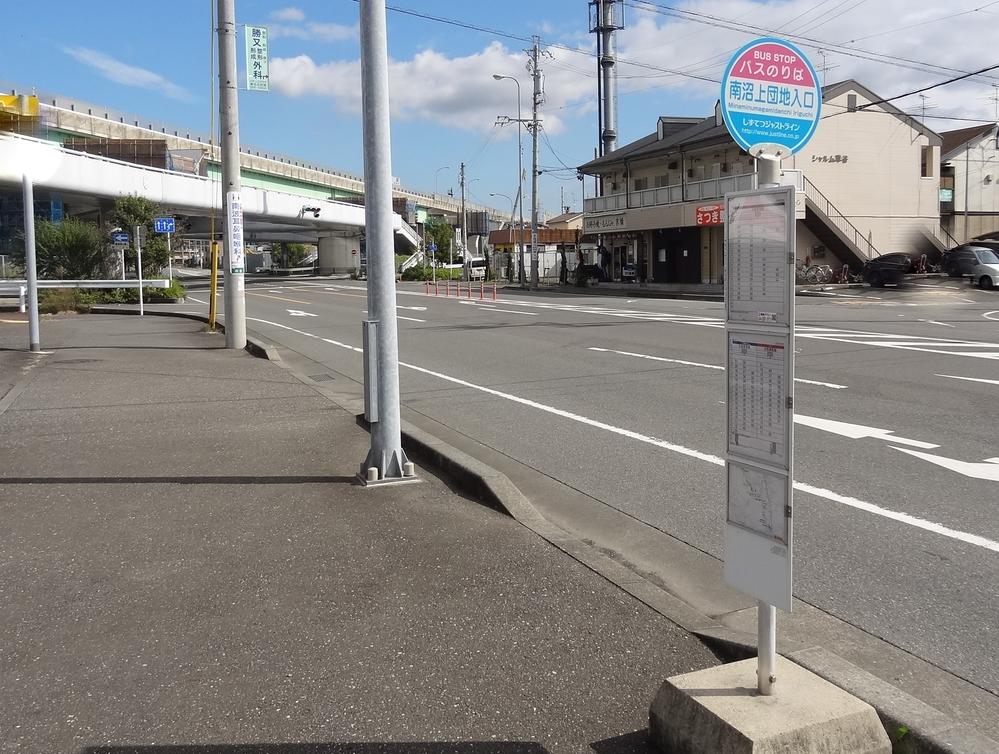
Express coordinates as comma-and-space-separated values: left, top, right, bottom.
217, 0, 247, 349
529, 35, 542, 290
459, 161, 467, 271
21, 175, 40, 352
358, 0, 413, 483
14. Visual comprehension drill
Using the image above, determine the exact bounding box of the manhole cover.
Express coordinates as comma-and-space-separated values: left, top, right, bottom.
309, 373, 335, 382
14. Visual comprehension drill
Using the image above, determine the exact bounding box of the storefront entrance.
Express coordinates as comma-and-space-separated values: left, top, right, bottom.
652, 227, 701, 283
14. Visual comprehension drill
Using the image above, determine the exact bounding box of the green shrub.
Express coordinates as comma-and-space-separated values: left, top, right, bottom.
37, 279, 186, 312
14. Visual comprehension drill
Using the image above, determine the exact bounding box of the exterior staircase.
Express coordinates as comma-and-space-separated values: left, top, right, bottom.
801, 176, 878, 268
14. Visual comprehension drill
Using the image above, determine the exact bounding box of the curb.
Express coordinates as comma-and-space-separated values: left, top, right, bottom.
89, 307, 998, 754
359, 419, 997, 754
88, 306, 280, 362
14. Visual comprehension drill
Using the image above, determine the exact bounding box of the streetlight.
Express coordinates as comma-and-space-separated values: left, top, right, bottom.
435, 165, 450, 196
493, 74, 526, 287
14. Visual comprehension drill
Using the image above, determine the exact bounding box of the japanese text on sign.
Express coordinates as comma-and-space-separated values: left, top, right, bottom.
696, 204, 723, 226
227, 191, 245, 274
720, 38, 822, 157
725, 190, 793, 327
244, 25, 270, 92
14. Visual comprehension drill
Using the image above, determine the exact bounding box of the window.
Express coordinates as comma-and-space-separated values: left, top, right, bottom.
634, 177, 648, 191
654, 174, 670, 188
921, 146, 933, 178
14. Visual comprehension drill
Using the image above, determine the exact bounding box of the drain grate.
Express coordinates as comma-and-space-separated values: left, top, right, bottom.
309, 373, 335, 382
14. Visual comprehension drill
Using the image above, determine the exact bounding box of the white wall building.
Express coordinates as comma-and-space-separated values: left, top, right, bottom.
940, 124, 999, 243
579, 80, 946, 284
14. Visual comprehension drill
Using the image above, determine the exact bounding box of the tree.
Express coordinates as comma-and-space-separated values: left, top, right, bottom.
278, 242, 311, 267
112, 195, 168, 276
16, 218, 107, 279
423, 217, 455, 266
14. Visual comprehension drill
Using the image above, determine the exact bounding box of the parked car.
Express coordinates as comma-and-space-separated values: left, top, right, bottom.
862, 252, 912, 287
943, 246, 999, 289
941, 245, 998, 278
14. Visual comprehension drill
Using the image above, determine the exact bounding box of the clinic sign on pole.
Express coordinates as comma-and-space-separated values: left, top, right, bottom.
720, 38, 822, 159
245, 25, 270, 92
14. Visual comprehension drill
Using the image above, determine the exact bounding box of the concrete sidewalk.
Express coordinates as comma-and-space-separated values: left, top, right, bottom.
0, 313, 717, 754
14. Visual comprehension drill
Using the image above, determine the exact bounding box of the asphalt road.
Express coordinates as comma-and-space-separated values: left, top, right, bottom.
184, 275, 999, 698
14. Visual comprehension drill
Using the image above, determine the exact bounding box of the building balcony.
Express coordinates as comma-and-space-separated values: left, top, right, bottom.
584, 173, 757, 214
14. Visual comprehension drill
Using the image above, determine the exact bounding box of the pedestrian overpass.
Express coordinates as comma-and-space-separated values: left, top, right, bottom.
0, 131, 420, 274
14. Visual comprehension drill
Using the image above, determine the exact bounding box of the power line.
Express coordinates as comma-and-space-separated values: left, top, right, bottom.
625, 0, 999, 83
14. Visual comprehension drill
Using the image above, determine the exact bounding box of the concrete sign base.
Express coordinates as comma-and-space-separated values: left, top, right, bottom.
650, 657, 890, 754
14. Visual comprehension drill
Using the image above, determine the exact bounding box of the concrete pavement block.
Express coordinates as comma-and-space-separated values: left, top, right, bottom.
649, 656, 891, 754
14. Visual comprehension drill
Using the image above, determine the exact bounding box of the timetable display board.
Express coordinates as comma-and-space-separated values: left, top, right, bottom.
725, 189, 793, 328
723, 184, 795, 612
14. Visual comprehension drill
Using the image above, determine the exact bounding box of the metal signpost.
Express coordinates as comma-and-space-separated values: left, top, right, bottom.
133, 225, 145, 317
154, 217, 175, 281
112, 231, 129, 281
720, 37, 821, 696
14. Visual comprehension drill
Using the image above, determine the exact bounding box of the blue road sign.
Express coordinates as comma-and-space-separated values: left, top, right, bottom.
720, 38, 822, 158
428, 243, 437, 253
154, 217, 176, 234
111, 232, 130, 245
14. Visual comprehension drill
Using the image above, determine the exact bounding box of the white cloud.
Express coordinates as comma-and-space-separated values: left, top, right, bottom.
270, 1, 999, 137
271, 41, 593, 134
63, 47, 192, 101
611, 1, 999, 126
270, 6, 305, 22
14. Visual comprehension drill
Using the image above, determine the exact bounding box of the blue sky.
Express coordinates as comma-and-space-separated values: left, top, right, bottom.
4, 1, 998, 216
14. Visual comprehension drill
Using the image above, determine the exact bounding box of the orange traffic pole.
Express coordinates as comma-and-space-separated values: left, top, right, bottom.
479, 281, 484, 300
492, 282, 497, 300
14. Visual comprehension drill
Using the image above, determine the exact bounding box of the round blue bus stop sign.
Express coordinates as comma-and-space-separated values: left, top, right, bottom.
720, 38, 822, 159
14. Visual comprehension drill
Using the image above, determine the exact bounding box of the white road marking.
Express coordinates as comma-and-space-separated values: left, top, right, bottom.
795, 415, 938, 449
287, 309, 317, 317
936, 373, 999, 387
985, 311, 999, 322
590, 347, 848, 389
243, 316, 999, 554
892, 447, 999, 482
918, 319, 956, 328
398, 305, 427, 311
459, 301, 538, 316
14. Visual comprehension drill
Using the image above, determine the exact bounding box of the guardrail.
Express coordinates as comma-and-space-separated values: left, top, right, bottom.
0, 279, 169, 312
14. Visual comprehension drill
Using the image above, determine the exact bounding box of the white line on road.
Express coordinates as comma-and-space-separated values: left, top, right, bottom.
590, 347, 848, 389
918, 319, 956, 328
243, 316, 999, 555
459, 302, 538, 316
985, 311, 999, 322
795, 414, 938, 449
936, 373, 999, 387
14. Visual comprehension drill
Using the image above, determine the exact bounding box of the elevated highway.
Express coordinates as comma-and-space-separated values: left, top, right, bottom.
0, 131, 419, 273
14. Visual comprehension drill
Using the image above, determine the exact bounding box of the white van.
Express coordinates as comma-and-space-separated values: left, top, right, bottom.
466, 257, 487, 281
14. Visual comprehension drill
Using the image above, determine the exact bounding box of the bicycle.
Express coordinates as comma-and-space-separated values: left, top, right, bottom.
804, 264, 834, 284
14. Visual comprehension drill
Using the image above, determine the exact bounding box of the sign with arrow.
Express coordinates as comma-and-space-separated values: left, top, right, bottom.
287, 309, 316, 317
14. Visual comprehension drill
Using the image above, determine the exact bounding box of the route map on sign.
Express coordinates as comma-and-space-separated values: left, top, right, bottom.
726, 190, 792, 327
727, 332, 790, 467
728, 461, 789, 544
720, 37, 822, 157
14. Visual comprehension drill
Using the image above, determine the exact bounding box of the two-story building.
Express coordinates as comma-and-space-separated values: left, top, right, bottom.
578, 80, 945, 284
940, 124, 999, 243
